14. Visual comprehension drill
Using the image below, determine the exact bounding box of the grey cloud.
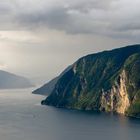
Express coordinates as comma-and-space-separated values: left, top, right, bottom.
113, 22, 140, 32
66, 0, 114, 13
17, 7, 71, 30
0, 0, 140, 40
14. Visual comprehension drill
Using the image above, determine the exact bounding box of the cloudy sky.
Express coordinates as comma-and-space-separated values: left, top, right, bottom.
0, 0, 140, 84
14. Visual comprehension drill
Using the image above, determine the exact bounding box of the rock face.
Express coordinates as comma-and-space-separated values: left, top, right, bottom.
0, 70, 33, 89
100, 70, 130, 114
41, 45, 140, 118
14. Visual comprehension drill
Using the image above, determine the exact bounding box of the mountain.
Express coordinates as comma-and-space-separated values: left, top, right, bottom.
0, 70, 33, 89
32, 66, 72, 95
32, 77, 59, 95
41, 44, 140, 118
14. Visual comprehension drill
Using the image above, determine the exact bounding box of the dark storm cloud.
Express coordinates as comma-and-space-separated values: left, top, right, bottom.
0, 0, 140, 40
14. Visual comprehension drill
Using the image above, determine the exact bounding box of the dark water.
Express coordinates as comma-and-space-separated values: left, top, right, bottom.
0, 89, 140, 140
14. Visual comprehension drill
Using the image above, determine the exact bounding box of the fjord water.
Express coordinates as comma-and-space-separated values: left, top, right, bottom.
0, 89, 140, 140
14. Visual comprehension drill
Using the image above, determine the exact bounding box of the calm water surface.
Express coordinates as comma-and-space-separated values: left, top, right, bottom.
0, 88, 140, 140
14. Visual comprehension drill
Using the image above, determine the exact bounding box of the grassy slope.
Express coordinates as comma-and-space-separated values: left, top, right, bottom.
43, 45, 140, 117
124, 53, 140, 117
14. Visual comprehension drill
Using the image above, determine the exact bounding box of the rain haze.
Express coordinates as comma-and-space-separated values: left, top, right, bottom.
0, 0, 140, 84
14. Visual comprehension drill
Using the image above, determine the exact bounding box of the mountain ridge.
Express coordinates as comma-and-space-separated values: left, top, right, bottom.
0, 70, 33, 89
39, 44, 140, 118
32, 65, 72, 95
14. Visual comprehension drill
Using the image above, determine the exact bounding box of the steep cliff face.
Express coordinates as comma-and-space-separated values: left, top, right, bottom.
100, 70, 130, 114
41, 45, 140, 118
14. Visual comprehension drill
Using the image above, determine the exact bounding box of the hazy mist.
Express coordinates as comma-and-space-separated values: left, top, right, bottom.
0, 0, 140, 84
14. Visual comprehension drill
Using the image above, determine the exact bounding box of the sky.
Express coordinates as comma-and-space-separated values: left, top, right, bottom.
0, 0, 140, 84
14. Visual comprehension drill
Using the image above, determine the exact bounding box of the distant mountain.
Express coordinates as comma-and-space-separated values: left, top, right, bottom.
41, 44, 140, 118
33, 77, 58, 95
0, 70, 33, 89
32, 66, 72, 95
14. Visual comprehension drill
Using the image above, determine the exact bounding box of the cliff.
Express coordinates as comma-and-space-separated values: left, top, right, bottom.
41, 45, 140, 118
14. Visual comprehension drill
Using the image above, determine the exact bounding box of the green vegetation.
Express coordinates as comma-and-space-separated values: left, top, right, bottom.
127, 102, 140, 117
42, 45, 140, 118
